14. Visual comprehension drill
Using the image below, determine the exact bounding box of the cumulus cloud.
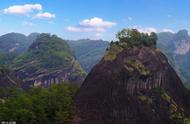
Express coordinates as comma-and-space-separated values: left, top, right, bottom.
34, 12, 56, 19
132, 26, 157, 34
79, 17, 116, 28
131, 26, 175, 34
162, 29, 175, 33
3, 4, 42, 15
66, 17, 116, 33
2, 4, 56, 20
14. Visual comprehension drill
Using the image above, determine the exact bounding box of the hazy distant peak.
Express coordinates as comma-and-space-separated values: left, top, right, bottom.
1, 32, 26, 39
176, 29, 189, 37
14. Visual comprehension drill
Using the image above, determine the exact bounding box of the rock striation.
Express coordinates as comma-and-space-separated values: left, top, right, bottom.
73, 45, 190, 124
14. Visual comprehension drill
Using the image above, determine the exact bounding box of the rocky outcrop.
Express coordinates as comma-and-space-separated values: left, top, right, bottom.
0, 68, 22, 88
73, 46, 190, 124
173, 30, 190, 55
17, 62, 85, 89
157, 30, 190, 84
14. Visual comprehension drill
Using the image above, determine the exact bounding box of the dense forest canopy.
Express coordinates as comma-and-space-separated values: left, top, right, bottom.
0, 82, 77, 124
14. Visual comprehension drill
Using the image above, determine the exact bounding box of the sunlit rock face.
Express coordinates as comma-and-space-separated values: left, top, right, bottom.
174, 39, 190, 55
173, 30, 190, 55
73, 46, 190, 124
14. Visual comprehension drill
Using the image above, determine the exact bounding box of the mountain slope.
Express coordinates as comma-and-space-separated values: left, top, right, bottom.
73, 30, 190, 124
157, 30, 190, 84
0, 33, 39, 65
0, 66, 22, 88
10, 34, 85, 89
67, 39, 109, 73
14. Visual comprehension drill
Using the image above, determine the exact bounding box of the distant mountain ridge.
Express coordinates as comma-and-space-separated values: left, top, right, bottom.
0, 32, 39, 53
157, 30, 190, 55
0, 32, 39, 65
0, 31, 189, 89
157, 30, 190, 84
67, 39, 109, 73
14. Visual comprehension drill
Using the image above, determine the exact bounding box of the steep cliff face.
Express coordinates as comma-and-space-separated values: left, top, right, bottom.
0, 67, 22, 88
73, 45, 190, 124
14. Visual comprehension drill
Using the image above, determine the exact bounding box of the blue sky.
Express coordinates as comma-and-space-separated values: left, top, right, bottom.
0, 0, 190, 40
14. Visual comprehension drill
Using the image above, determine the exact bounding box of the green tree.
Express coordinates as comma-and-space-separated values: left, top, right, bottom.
116, 28, 157, 48
149, 32, 157, 47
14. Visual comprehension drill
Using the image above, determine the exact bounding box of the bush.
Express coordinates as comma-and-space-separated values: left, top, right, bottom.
116, 28, 157, 48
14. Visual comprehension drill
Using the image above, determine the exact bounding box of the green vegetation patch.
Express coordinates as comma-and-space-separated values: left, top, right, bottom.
0, 82, 77, 124
11, 34, 74, 69
104, 44, 123, 61
117, 29, 157, 48
170, 112, 183, 119
185, 118, 190, 124
159, 90, 187, 123
138, 95, 152, 104
169, 103, 178, 113
161, 91, 171, 102
126, 59, 150, 76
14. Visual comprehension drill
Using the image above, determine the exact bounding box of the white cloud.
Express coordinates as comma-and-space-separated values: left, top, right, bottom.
66, 17, 116, 33
3, 4, 42, 15
66, 26, 105, 33
67, 26, 81, 32
79, 17, 116, 28
162, 29, 175, 33
132, 26, 157, 34
2, 4, 56, 20
131, 26, 175, 34
34, 12, 56, 19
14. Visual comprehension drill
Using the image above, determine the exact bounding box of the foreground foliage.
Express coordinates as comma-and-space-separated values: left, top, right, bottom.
0, 82, 77, 124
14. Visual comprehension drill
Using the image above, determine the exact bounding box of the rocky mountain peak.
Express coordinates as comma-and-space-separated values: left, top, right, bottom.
10, 33, 86, 89
73, 29, 190, 124
174, 30, 190, 55
176, 30, 189, 38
